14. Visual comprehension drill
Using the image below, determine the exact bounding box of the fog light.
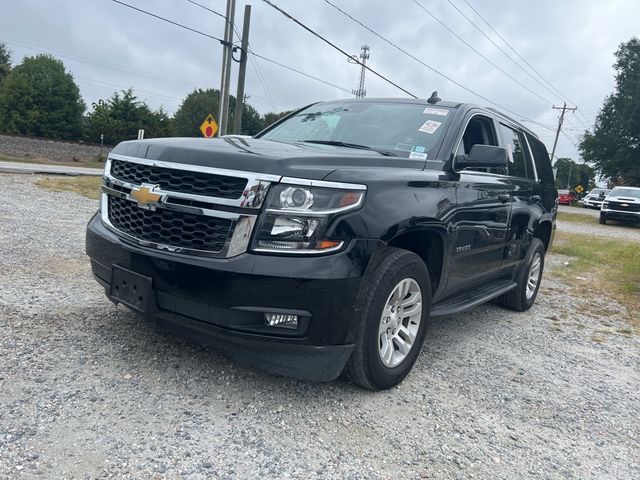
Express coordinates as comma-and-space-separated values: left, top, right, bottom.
265, 313, 298, 329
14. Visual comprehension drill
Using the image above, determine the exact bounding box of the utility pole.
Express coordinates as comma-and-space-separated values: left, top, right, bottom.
351, 45, 370, 98
218, 0, 236, 137
550, 102, 577, 163
233, 4, 251, 135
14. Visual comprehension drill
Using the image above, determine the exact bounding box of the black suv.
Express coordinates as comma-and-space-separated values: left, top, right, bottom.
86, 97, 557, 390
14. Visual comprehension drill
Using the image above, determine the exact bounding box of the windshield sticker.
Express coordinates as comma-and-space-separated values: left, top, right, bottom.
412, 145, 426, 153
423, 107, 449, 116
418, 120, 441, 134
394, 143, 414, 152
409, 152, 428, 160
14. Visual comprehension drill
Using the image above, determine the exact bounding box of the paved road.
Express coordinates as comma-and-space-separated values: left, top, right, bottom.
0, 161, 102, 176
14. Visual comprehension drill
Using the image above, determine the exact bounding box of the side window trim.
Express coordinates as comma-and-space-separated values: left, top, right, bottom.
498, 122, 538, 181
522, 134, 540, 182
452, 112, 505, 176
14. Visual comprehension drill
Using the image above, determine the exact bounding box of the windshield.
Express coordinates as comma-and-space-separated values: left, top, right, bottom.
258, 101, 453, 159
610, 187, 640, 198
589, 189, 610, 196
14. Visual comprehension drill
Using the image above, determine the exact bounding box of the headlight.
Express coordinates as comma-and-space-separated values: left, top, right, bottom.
252, 182, 365, 253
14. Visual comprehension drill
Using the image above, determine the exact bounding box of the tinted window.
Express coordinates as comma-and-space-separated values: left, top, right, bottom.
455, 115, 503, 174
525, 133, 554, 185
259, 101, 453, 159
500, 124, 535, 179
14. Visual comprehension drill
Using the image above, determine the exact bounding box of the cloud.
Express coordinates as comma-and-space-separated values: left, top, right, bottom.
1, 0, 638, 161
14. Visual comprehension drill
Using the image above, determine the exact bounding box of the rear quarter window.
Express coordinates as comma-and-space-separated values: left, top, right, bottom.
525, 133, 555, 185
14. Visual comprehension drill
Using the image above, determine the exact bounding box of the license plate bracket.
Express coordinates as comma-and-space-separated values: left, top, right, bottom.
110, 265, 153, 314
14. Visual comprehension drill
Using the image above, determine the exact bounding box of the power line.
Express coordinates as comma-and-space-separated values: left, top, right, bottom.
260, 0, 417, 98
310, 0, 543, 123
3, 38, 198, 87
183, 0, 225, 19
458, 0, 573, 104
405, 0, 553, 105
444, 0, 572, 106
447, 0, 599, 132
109, 2, 351, 102
111, 0, 226, 44
251, 51, 352, 94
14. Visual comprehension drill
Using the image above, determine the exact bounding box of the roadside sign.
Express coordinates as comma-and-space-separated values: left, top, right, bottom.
575, 184, 584, 193
200, 114, 219, 138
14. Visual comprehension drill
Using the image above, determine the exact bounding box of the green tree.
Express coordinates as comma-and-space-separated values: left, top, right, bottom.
85, 89, 170, 144
171, 88, 221, 137
0, 54, 85, 140
579, 37, 640, 185
171, 88, 287, 137
260, 110, 292, 131
0, 43, 11, 84
554, 158, 596, 191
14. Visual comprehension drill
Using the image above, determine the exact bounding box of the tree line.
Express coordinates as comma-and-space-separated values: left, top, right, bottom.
0, 44, 290, 145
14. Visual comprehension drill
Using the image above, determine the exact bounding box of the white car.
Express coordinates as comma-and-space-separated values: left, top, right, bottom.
581, 188, 611, 209
600, 186, 640, 224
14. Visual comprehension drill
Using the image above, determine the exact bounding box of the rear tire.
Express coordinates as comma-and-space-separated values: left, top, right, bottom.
497, 238, 545, 312
345, 248, 431, 391
599, 213, 607, 225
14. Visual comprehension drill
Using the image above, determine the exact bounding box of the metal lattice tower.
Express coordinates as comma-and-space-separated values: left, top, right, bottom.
352, 45, 370, 98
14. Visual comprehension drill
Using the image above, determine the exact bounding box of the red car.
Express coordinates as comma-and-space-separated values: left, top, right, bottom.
557, 189, 576, 205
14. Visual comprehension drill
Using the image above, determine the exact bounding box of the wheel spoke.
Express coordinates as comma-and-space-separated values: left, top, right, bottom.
400, 291, 420, 307
377, 277, 423, 368
397, 325, 416, 344
380, 334, 394, 364
392, 335, 411, 355
401, 301, 421, 318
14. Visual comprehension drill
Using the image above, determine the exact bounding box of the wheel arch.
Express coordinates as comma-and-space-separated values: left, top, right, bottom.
387, 227, 446, 295
533, 220, 553, 252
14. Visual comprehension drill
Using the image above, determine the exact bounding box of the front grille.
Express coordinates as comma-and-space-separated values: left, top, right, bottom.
607, 201, 640, 212
111, 159, 247, 199
108, 196, 232, 252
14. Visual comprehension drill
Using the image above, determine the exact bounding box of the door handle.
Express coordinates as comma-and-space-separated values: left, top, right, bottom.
498, 193, 511, 203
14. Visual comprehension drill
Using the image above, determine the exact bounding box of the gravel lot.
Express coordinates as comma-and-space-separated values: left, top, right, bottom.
558, 205, 640, 242
1, 173, 639, 479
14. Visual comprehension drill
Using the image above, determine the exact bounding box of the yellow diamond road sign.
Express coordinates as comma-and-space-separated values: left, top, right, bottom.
200, 114, 218, 138
575, 184, 584, 193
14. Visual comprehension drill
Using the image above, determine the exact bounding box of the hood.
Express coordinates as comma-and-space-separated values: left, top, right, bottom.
607, 195, 640, 203
110, 137, 425, 181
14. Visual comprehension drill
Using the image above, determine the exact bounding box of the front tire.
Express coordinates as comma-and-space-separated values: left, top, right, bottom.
599, 213, 607, 225
345, 248, 431, 390
497, 238, 545, 312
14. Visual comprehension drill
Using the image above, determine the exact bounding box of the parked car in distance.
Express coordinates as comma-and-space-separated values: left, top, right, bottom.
581, 188, 611, 209
600, 186, 640, 224
557, 189, 576, 205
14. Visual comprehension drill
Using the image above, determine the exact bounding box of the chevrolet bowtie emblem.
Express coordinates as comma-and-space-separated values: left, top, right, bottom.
131, 185, 162, 207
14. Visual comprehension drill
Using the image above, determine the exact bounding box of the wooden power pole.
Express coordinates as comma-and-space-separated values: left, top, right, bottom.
218, 0, 236, 137
550, 102, 577, 163
233, 5, 252, 135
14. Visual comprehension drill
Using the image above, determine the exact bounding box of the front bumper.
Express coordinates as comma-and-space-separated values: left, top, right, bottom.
601, 208, 640, 222
86, 213, 382, 381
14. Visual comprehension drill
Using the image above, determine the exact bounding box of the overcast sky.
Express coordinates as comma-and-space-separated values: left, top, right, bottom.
2, 0, 638, 160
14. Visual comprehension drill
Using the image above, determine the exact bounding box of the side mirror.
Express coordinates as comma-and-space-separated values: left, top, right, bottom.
456, 144, 508, 170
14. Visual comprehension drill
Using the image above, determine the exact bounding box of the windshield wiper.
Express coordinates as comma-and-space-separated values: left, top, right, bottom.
299, 140, 397, 157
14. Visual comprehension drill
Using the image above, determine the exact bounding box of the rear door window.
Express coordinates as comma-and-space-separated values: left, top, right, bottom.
500, 124, 536, 180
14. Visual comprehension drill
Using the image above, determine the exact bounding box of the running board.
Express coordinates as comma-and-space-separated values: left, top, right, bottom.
430, 279, 517, 318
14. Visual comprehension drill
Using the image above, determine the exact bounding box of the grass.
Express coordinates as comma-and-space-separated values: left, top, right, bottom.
36, 176, 102, 200
551, 231, 640, 328
557, 211, 600, 225
0, 154, 105, 169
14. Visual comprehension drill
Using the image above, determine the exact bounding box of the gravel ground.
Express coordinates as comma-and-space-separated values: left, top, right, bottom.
558, 205, 640, 242
1, 173, 639, 480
